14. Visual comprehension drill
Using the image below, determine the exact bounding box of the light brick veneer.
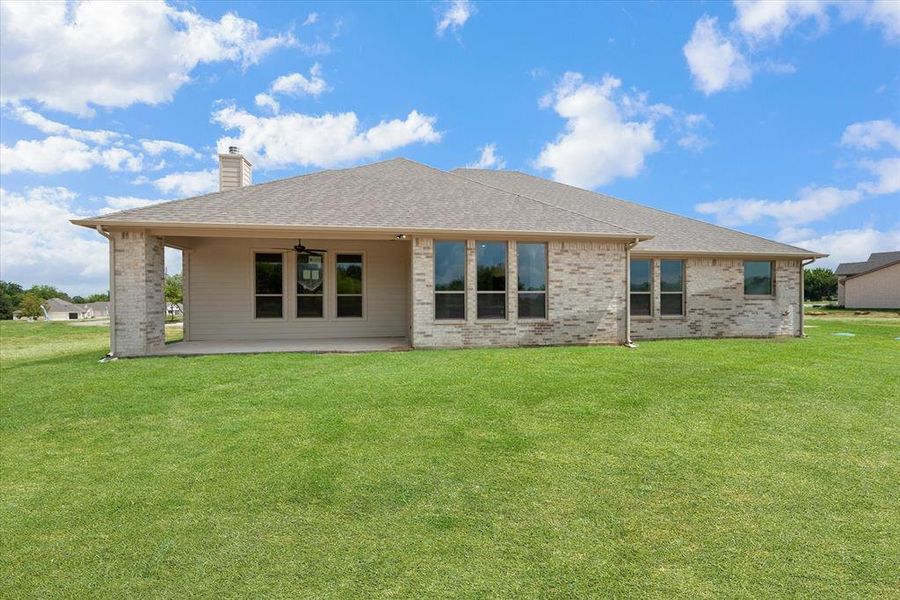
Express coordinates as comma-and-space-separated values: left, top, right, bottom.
411, 238, 627, 348
111, 230, 166, 356
630, 257, 802, 339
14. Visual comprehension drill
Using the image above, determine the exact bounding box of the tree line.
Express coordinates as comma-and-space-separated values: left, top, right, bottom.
0, 282, 109, 319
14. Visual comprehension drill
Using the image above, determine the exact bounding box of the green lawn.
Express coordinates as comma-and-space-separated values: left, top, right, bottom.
1, 320, 898, 598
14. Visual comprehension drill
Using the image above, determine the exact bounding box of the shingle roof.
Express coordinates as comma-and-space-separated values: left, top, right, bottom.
74, 159, 640, 238
834, 251, 900, 276
453, 169, 824, 257
45, 298, 83, 313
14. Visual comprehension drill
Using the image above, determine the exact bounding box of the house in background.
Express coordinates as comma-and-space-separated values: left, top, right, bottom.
43, 298, 87, 321
835, 252, 900, 309
85, 301, 110, 319
72, 149, 825, 357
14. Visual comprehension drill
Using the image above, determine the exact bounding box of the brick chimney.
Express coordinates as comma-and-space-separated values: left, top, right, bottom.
218, 146, 252, 192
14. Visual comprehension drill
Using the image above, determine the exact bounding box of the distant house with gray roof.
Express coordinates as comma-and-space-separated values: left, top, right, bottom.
72, 150, 826, 357
835, 251, 900, 309
43, 298, 87, 321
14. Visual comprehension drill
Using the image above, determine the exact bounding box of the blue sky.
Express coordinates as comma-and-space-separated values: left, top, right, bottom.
1, 0, 898, 294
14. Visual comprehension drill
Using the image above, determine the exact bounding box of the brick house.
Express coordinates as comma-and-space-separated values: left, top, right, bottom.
72, 150, 825, 357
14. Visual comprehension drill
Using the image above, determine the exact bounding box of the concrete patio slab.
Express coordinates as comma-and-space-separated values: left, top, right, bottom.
155, 337, 410, 356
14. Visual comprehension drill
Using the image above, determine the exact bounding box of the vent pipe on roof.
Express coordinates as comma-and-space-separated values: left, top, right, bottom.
218, 146, 252, 192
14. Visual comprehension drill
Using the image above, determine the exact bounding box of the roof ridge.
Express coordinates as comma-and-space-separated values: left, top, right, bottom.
456, 168, 819, 255
444, 167, 643, 237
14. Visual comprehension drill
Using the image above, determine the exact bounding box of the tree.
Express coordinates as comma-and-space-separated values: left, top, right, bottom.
25, 284, 70, 301
0, 281, 25, 319
18, 293, 45, 318
164, 274, 183, 317
86, 292, 110, 302
72, 295, 86, 304
804, 267, 837, 301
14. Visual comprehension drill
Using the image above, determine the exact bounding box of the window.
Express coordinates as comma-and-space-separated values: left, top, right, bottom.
744, 260, 774, 296
297, 253, 324, 318
68, 312, 79, 320
336, 254, 363, 317
476, 241, 506, 319
518, 243, 547, 319
630, 259, 651, 316
255, 252, 283, 318
434, 241, 465, 320
660, 259, 684, 316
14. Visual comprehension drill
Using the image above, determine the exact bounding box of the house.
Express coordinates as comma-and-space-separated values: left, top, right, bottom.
85, 301, 110, 319
43, 298, 86, 321
71, 149, 825, 357
834, 252, 900, 309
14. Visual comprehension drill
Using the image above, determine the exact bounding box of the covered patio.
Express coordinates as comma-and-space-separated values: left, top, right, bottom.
156, 336, 410, 356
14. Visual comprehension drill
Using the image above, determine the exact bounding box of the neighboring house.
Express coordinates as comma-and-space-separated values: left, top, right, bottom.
43, 298, 86, 321
167, 303, 183, 317
72, 149, 826, 357
85, 301, 110, 318
834, 252, 900, 309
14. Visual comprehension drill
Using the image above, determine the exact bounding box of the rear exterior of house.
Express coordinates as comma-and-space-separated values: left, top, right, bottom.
835, 252, 900, 309
73, 153, 824, 357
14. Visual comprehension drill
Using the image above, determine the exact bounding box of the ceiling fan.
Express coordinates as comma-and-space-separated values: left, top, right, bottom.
293, 239, 327, 257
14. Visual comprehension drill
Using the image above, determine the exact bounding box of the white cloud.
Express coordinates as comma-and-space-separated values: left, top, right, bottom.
255, 93, 280, 114
534, 72, 662, 189
139, 139, 200, 158
212, 106, 441, 169
270, 64, 328, 97
303, 12, 319, 26
7, 105, 120, 144
152, 169, 218, 197
0, 136, 142, 174
0, 0, 294, 116
790, 226, 900, 270
98, 196, 166, 214
466, 143, 506, 169
437, 0, 475, 36
733, 0, 829, 43
858, 157, 900, 194
840, 119, 900, 150
677, 133, 713, 152
695, 186, 863, 228
683, 15, 752, 94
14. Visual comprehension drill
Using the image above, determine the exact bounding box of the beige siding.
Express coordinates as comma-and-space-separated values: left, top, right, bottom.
844, 263, 900, 309
186, 238, 410, 341
218, 155, 252, 191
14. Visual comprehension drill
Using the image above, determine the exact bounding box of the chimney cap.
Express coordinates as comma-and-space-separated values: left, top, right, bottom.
228, 145, 240, 154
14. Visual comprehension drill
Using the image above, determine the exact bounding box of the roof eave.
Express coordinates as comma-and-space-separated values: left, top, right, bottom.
631, 248, 828, 259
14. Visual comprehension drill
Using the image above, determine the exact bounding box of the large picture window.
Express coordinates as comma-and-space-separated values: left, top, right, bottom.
660, 259, 684, 316
254, 252, 283, 318
630, 259, 652, 316
518, 242, 547, 319
434, 241, 465, 320
744, 260, 774, 296
336, 254, 363, 317
477, 241, 506, 319
297, 253, 324, 318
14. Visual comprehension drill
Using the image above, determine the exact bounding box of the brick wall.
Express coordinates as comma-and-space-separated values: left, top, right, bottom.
111, 230, 166, 356
411, 238, 627, 348
630, 257, 802, 339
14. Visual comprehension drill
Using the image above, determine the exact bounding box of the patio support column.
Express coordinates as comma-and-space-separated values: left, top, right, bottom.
110, 230, 166, 356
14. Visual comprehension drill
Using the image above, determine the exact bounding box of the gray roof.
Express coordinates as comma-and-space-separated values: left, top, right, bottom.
453, 169, 823, 256
45, 298, 83, 313
834, 251, 900, 276
86, 301, 110, 311
75, 159, 639, 238
73, 157, 824, 256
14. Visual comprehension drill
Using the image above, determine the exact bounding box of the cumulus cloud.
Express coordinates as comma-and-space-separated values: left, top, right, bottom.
437, 0, 475, 36
152, 169, 218, 197
270, 64, 329, 97
212, 106, 441, 169
534, 73, 663, 189
0, 0, 295, 116
858, 157, 900, 195
255, 93, 280, 113
139, 139, 200, 158
466, 143, 506, 169
733, 0, 830, 43
303, 12, 319, 26
789, 226, 900, 270
6, 105, 120, 144
683, 16, 752, 94
841, 119, 900, 150
0, 137, 142, 174
98, 196, 167, 214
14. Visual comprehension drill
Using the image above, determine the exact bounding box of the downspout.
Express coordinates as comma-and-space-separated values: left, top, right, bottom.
96, 226, 116, 357
799, 257, 816, 338
624, 237, 640, 347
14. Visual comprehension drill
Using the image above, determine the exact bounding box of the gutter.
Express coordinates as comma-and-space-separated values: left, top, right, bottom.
624, 237, 640, 347
799, 257, 817, 338
96, 226, 116, 357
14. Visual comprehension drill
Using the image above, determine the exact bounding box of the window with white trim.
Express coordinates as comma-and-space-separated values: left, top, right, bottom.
476, 241, 506, 319
434, 241, 465, 320
336, 254, 363, 318
630, 259, 651, 316
660, 259, 684, 316
517, 242, 547, 319
254, 252, 283, 318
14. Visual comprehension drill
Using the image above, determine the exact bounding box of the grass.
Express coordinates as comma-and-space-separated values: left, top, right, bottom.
1, 320, 898, 598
